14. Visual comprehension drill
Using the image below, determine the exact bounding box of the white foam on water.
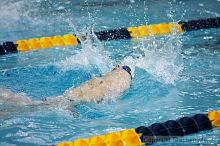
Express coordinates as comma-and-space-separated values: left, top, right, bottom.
55, 20, 114, 74
56, 40, 112, 73
0, 0, 39, 30
0, 1, 25, 28
55, 40, 113, 74
0, 0, 71, 34
123, 35, 183, 85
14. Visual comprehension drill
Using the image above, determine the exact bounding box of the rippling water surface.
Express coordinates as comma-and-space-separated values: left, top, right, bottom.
0, 0, 220, 145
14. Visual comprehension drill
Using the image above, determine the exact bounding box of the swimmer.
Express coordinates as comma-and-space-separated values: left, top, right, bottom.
0, 65, 132, 106
64, 65, 132, 103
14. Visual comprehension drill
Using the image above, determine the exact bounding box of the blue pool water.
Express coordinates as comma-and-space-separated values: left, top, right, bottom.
0, 0, 220, 145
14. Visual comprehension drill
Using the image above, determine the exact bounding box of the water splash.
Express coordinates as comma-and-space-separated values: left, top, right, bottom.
123, 35, 183, 85
55, 20, 114, 74
0, 0, 29, 29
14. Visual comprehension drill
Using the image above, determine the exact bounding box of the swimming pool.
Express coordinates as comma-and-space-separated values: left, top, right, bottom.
0, 0, 220, 145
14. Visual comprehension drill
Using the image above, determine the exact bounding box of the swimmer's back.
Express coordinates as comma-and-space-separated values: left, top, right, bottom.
64, 66, 132, 103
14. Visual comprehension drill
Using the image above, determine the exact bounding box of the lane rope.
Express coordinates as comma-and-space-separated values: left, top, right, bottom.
0, 17, 220, 55
56, 110, 220, 146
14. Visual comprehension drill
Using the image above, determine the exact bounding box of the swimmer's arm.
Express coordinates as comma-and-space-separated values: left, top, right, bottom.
64, 77, 103, 100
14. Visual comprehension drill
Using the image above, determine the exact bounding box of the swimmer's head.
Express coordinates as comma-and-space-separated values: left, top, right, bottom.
122, 65, 132, 80
112, 65, 132, 80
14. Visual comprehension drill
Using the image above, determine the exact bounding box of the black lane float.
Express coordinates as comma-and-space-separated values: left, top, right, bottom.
0, 17, 220, 55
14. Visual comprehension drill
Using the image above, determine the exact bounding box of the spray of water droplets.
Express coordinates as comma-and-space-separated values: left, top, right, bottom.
123, 35, 183, 85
